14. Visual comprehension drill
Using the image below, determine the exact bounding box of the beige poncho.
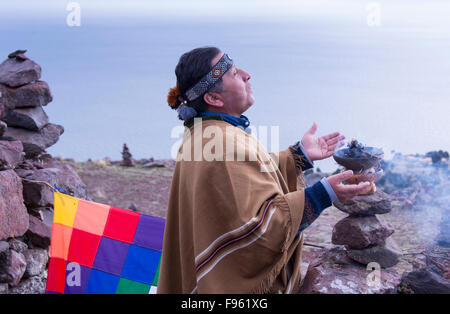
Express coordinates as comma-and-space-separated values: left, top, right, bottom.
158, 116, 306, 294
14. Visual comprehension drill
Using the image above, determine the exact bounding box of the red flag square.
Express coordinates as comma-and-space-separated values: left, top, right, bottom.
46, 257, 67, 294
67, 229, 101, 268
103, 207, 140, 243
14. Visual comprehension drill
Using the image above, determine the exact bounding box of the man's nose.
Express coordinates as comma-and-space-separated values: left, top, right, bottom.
240, 69, 251, 81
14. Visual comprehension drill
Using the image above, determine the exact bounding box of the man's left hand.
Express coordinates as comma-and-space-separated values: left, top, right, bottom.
301, 122, 344, 161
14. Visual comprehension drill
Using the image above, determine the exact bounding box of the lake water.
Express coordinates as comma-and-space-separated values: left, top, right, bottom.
1, 1, 449, 172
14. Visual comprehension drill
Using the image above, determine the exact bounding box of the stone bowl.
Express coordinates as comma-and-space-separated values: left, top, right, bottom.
333, 147, 384, 172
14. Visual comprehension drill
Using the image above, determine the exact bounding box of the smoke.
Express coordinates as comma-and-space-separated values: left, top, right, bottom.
377, 151, 449, 247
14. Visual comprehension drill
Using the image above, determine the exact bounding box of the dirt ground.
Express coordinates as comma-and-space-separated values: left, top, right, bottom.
66, 159, 441, 275
64, 159, 174, 219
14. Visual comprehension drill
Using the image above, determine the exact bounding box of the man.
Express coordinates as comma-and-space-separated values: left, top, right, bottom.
159, 47, 370, 294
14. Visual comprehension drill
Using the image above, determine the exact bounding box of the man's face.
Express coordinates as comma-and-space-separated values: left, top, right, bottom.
207, 52, 254, 117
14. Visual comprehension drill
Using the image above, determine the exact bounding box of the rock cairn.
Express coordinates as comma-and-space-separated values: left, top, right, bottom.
121, 143, 133, 167
0, 49, 63, 158
332, 190, 401, 268
0, 50, 88, 294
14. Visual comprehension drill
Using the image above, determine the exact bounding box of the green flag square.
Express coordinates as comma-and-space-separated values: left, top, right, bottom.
115, 278, 151, 294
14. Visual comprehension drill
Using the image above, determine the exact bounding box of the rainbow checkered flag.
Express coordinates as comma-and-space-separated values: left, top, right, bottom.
46, 192, 165, 294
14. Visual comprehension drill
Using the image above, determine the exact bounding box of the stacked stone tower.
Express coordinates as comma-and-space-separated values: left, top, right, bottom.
0, 50, 63, 157
331, 190, 401, 268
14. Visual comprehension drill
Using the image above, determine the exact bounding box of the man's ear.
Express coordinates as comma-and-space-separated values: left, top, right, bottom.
203, 92, 224, 108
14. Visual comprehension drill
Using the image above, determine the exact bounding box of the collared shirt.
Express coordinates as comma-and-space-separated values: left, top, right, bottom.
197, 112, 252, 134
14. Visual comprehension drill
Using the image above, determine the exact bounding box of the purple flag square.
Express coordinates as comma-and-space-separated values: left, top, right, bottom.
132, 215, 165, 251
92, 237, 130, 276
64, 262, 91, 294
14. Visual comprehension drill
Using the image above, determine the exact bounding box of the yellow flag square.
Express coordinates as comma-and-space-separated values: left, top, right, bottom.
53, 192, 79, 227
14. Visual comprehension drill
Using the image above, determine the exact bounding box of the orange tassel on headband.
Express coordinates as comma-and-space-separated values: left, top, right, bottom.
167, 86, 181, 108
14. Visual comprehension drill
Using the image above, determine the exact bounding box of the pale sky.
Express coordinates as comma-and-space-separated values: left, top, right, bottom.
1, 0, 450, 25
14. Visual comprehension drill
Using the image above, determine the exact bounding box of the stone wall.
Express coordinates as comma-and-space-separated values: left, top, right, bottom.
0, 50, 88, 294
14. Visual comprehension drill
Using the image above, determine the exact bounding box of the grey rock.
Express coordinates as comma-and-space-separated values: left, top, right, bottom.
398, 268, 450, 294
143, 161, 165, 168
2, 123, 64, 158
8, 50, 28, 59
0, 81, 52, 109
0, 170, 29, 241
0, 140, 23, 169
0, 241, 9, 253
9, 270, 47, 294
332, 215, 395, 249
25, 215, 51, 249
0, 102, 5, 119
22, 156, 88, 208
346, 238, 401, 268
128, 203, 139, 212
334, 190, 392, 216
13, 168, 34, 179
23, 248, 48, 278
0, 55, 41, 88
33, 208, 53, 229
0, 249, 26, 286
299, 245, 402, 294
0, 121, 6, 137
0, 283, 7, 294
8, 238, 28, 254
2, 106, 49, 131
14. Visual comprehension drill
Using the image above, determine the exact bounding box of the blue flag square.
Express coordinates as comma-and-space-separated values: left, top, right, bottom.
120, 244, 161, 285
85, 269, 120, 294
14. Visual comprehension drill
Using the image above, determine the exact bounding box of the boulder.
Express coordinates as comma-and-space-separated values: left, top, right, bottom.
0, 81, 52, 109
332, 215, 394, 249
0, 170, 29, 241
23, 248, 48, 278
299, 246, 401, 294
334, 190, 392, 216
0, 54, 41, 88
0, 121, 6, 137
143, 161, 165, 168
8, 270, 47, 294
0, 102, 5, 119
25, 215, 51, 248
346, 238, 401, 268
14, 168, 34, 179
397, 268, 450, 294
0, 249, 26, 286
0, 140, 23, 169
31, 207, 53, 229
2, 106, 49, 131
128, 203, 139, 212
0, 241, 9, 254
8, 238, 28, 254
22, 156, 88, 208
2, 123, 64, 158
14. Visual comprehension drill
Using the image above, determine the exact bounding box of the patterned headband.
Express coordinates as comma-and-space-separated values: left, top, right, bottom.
184, 53, 233, 102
